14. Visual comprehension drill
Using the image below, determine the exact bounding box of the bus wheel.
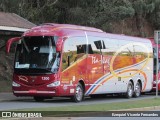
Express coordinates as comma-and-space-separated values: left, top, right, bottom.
72, 83, 84, 102
34, 97, 44, 102
134, 82, 141, 97
126, 81, 133, 98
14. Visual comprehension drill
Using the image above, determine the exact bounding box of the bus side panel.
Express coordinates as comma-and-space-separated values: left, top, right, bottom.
85, 38, 153, 95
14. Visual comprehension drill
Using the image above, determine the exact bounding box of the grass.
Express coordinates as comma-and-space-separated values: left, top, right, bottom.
9, 98, 160, 117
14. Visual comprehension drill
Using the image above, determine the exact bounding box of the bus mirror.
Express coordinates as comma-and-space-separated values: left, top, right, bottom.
6, 37, 21, 53
56, 45, 61, 52
56, 37, 68, 52
56, 38, 63, 52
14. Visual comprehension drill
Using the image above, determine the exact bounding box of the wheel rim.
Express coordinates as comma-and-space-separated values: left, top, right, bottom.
135, 83, 141, 96
76, 85, 83, 101
128, 84, 133, 97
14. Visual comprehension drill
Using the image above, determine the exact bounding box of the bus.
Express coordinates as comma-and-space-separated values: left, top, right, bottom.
149, 37, 160, 91
6, 23, 153, 102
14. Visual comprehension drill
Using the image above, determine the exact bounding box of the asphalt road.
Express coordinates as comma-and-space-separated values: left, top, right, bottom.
0, 92, 159, 111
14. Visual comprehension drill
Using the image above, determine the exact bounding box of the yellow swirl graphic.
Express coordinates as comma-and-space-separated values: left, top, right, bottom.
110, 42, 150, 78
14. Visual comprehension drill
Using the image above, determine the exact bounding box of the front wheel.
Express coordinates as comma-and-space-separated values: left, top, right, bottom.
126, 81, 134, 98
72, 83, 84, 102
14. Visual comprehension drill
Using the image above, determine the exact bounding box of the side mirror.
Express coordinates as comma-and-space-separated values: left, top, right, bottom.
56, 37, 68, 52
6, 37, 21, 53
56, 38, 63, 52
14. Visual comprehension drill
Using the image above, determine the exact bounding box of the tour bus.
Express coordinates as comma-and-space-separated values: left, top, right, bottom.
6, 23, 153, 102
149, 38, 160, 91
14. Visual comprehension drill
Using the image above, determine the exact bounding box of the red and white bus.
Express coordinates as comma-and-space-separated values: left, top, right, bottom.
6, 23, 153, 102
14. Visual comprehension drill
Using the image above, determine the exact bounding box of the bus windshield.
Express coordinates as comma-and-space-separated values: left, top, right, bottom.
14, 36, 60, 74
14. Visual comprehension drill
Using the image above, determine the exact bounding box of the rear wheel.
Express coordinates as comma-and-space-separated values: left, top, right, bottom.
34, 97, 44, 102
72, 83, 84, 102
134, 82, 141, 97
126, 81, 134, 98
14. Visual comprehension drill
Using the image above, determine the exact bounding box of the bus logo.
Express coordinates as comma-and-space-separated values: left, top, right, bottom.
18, 75, 28, 82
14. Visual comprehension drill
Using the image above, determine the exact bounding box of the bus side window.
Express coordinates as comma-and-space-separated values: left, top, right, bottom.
62, 37, 86, 71
76, 44, 93, 54
102, 38, 119, 55
88, 36, 106, 54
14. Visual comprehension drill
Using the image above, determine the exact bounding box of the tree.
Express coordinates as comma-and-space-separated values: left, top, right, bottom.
0, 0, 160, 35
147, 0, 160, 30
133, 0, 155, 36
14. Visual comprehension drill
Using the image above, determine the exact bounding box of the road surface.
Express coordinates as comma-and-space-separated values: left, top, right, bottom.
0, 92, 159, 111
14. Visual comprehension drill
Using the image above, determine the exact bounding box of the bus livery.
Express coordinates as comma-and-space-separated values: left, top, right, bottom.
6, 23, 153, 102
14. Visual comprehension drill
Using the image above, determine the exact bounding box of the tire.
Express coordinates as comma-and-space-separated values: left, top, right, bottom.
134, 82, 141, 98
72, 83, 84, 102
34, 97, 44, 102
126, 81, 134, 98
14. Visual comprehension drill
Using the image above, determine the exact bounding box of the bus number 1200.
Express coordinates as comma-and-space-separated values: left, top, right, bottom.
42, 77, 50, 80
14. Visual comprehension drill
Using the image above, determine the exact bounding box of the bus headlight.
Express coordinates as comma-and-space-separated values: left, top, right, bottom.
47, 81, 60, 87
12, 81, 21, 87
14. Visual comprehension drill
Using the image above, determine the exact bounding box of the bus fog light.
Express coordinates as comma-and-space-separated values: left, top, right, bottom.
12, 81, 21, 87
47, 81, 60, 87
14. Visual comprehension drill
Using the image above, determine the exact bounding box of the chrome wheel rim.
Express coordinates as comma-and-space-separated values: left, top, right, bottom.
135, 83, 141, 96
76, 85, 83, 101
128, 84, 133, 97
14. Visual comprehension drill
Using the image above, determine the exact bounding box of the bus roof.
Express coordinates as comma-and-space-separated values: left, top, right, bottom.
23, 23, 104, 37
22, 23, 150, 43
